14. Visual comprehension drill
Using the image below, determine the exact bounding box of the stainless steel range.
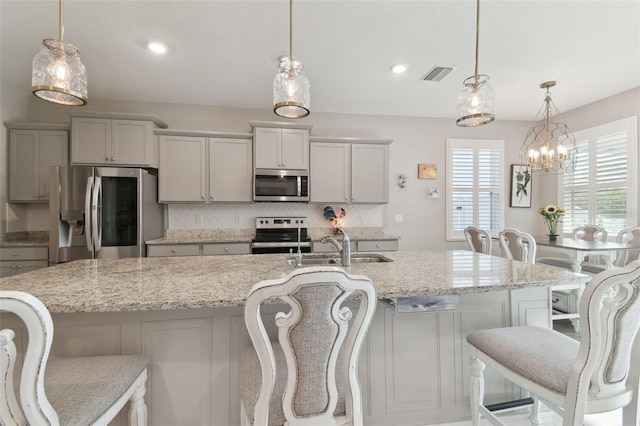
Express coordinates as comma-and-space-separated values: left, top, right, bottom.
251, 217, 312, 254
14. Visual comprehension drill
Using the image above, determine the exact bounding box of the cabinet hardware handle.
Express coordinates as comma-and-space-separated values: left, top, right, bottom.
201, 195, 205, 199
171, 249, 177, 253
224, 248, 229, 252
106, 156, 110, 160
376, 244, 380, 248
13, 252, 18, 256
33, 194, 38, 198
111, 157, 116, 161
210, 196, 214, 200
16, 265, 22, 269
344, 196, 348, 200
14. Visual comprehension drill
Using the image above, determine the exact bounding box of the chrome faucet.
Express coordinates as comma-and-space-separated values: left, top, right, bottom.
321, 228, 351, 266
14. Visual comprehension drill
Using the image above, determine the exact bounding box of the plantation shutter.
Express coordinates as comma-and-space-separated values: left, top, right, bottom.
447, 139, 504, 240
560, 117, 637, 237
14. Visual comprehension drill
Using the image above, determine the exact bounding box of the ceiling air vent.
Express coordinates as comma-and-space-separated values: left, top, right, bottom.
421, 66, 456, 82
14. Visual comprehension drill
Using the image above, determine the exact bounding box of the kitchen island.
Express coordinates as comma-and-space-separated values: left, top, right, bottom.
0, 251, 588, 425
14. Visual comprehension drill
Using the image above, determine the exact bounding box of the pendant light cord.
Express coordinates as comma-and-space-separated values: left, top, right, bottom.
289, 0, 293, 60
58, 0, 64, 42
474, 0, 480, 78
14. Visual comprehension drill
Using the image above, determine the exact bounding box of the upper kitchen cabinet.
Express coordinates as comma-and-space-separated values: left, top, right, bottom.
157, 130, 252, 203
70, 113, 167, 167
310, 137, 391, 204
250, 121, 312, 170
6, 123, 69, 202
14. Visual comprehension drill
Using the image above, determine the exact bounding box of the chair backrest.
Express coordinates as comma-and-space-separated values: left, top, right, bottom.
566, 260, 640, 418
571, 225, 608, 242
498, 228, 537, 263
464, 226, 492, 255
615, 227, 640, 267
1, 291, 59, 425
244, 266, 377, 426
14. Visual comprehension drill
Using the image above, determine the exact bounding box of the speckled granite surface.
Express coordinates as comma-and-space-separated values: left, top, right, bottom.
0, 250, 587, 313
0, 232, 49, 247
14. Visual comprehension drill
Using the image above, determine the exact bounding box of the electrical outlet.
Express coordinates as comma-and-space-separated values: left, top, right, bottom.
195, 215, 203, 225
394, 214, 403, 223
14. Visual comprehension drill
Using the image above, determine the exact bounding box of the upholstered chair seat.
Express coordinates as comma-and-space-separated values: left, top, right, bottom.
464, 226, 492, 255
498, 228, 536, 263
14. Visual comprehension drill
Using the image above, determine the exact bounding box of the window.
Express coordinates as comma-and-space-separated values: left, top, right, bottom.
446, 139, 504, 240
560, 117, 638, 237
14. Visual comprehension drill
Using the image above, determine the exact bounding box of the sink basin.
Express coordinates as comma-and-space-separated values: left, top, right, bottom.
288, 253, 393, 266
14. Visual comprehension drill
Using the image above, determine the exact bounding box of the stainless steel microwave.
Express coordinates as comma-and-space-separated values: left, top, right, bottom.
254, 169, 309, 202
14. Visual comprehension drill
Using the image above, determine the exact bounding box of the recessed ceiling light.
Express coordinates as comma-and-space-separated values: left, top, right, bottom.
390, 64, 407, 74
147, 41, 167, 54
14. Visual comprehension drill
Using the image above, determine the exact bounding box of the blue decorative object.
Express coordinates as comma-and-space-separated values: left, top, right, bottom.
323, 206, 336, 220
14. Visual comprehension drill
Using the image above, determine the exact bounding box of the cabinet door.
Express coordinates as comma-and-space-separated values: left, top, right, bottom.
71, 117, 111, 164
351, 144, 389, 203
280, 129, 309, 170
38, 131, 69, 200
309, 142, 350, 203
254, 128, 281, 169
9, 130, 38, 201
209, 138, 252, 202
159, 136, 207, 202
111, 120, 153, 166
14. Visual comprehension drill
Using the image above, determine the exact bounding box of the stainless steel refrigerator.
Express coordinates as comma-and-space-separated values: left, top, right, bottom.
49, 166, 164, 264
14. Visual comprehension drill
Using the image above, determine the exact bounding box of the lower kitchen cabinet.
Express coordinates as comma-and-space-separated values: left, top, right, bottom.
147, 242, 251, 257
1, 286, 549, 425
0, 246, 49, 278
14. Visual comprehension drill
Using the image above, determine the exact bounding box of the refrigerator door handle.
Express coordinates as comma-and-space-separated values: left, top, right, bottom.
92, 176, 102, 252
85, 176, 94, 251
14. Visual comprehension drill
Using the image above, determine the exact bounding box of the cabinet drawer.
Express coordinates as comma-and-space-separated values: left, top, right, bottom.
551, 290, 577, 313
312, 241, 356, 253
202, 243, 250, 256
147, 244, 200, 257
0, 260, 48, 278
357, 240, 398, 252
0, 246, 48, 260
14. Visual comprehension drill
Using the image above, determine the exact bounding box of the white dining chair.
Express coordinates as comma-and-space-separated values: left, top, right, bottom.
239, 266, 377, 426
498, 228, 536, 264
464, 226, 492, 255
580, 226, 640, 274
0, 290, 149, 426
466, 260, 640, 426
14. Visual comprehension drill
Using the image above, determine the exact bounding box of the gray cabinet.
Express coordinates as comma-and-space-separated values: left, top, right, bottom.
147, 243, 250, 257
8, 128, 68, 202
71, 117, 154, 166
310, 141, 390, 204
0, 246, 48, 277
254, 127, 309, 170
158, 135, 252, 203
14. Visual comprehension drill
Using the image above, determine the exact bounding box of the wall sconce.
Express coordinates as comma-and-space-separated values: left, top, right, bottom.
398, 174, 407, 188
427, 187, 440, 198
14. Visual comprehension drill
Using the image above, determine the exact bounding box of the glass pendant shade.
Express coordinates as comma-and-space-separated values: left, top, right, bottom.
520, 81, 576, 174
32, 39, 87, 106
273, 57, 310, 119
456, 75, 495, 127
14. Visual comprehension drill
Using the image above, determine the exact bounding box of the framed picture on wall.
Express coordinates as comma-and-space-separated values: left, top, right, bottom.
510, 164, 532, 208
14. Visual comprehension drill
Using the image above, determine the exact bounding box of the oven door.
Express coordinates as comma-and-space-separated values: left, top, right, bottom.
253, 170, 309, 202
251, 241, 312, 254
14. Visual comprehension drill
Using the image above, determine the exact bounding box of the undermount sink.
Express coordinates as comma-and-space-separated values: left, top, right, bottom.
287, 253, 393, 266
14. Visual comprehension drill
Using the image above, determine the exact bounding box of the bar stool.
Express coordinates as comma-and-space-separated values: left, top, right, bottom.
464, 226, 492, 255
239, 266, 377, 426
1, 290, 149, 426
498, 228, 536, 263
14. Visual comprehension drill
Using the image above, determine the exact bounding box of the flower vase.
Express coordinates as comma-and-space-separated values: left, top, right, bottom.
548, 234, 558, 241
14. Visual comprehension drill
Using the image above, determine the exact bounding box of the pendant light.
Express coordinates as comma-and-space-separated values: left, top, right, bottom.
520, 81, 576, 174
273, 0, 310, 118
456, 0, 494, 127
32, 0, 88, 106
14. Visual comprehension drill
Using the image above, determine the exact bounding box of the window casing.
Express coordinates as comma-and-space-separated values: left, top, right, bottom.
446, 139, 504, 241
559, 116, 638, 238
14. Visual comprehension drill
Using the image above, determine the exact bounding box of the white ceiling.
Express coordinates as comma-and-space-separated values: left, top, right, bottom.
2, 1, 639, 121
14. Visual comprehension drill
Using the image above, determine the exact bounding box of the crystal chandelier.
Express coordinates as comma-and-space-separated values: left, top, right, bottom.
32, 0, 87, 106
456, 0, 495, 127
273, 0, 310, 118
520, 81, 576, 174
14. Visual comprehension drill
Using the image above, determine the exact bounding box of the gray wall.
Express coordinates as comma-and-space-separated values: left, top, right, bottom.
3, 86, 639, 251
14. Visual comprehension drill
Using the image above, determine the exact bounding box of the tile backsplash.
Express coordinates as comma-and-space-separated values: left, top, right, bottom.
168, 203, 383, 230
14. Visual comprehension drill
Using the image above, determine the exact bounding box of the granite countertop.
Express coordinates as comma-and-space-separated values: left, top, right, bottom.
146, 227, 399, 245
0, 250, 587, 313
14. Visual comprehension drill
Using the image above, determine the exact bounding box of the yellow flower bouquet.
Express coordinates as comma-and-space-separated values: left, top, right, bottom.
538, 205, 565, 237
